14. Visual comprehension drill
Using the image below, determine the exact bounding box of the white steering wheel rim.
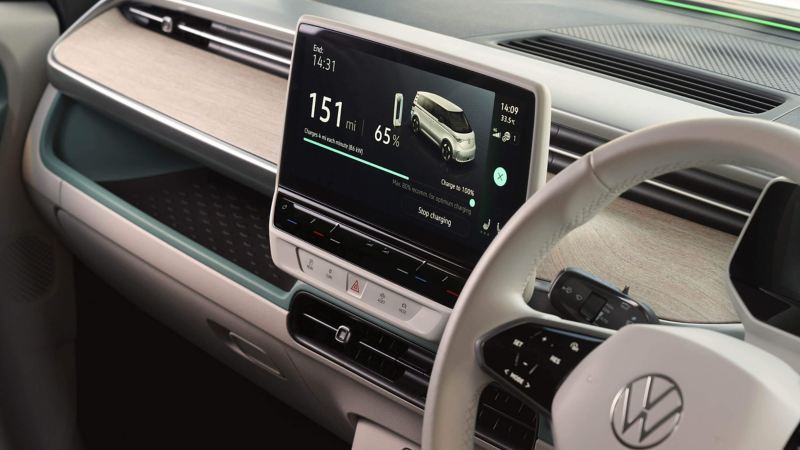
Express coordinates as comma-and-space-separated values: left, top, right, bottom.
422, 117, 800, 450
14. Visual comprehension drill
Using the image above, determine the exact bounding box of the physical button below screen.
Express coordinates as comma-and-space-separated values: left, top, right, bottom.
347, 273, 368, 299
297, 248, 347, 291
360, 282, 422, 321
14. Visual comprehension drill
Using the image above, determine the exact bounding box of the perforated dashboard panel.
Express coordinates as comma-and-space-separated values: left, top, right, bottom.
553, 23, 800, 95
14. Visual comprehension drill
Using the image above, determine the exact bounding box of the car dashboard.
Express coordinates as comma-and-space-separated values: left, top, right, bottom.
22, 0, 800, 448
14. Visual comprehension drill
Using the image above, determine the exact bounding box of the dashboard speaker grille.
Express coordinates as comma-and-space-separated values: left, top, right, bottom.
554, 24, 800, 97
500, 34, 784, 114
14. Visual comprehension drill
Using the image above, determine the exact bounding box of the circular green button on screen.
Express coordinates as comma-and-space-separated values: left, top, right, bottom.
493, 167, 508, 187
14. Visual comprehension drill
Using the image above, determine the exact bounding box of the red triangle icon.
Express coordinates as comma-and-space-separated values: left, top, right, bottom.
350, 280, 361, 293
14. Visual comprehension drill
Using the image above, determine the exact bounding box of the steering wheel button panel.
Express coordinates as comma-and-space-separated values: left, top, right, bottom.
480, 322, 602, 413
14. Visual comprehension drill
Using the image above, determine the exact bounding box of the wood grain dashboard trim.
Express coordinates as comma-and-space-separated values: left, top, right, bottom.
538, 195, 738, 323
53, 9, 287, 164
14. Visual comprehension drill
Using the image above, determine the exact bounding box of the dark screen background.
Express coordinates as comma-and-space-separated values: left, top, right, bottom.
279, 24, 537, 267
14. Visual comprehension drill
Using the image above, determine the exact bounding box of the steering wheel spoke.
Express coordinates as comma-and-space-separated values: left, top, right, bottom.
478, 313, 610, 416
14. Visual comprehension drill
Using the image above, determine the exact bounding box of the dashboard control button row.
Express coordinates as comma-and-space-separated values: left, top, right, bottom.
274, 196, 311, 231
296, 247, 424, 323
298, 248, 347, 291
480, 322, 602, 412
308, 216, 337, 239
415, 263, 465, 308
275, 193, 468, 308
549, 268, 659, 330
360, 282, 422, 321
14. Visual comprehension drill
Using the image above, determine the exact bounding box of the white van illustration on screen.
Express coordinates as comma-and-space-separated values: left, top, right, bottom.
410, 91, 476, 163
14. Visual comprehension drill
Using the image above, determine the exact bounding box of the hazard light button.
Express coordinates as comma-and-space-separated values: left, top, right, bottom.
346, 273, 368, 299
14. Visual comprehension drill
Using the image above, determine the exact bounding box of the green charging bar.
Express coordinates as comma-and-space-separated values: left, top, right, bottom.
303, 137, 410, 180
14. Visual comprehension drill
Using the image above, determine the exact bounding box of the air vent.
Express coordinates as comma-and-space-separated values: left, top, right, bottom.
501, 36, 783, 114
289, 293, 538, 450
121, 3, 291, 77
291, 292, 433, 402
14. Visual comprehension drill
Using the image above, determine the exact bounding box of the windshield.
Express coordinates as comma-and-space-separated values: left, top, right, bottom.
444, 111, 471, 133
692, 1, 800, 23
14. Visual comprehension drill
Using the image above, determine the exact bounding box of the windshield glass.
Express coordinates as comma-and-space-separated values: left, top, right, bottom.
695, 0, 800, 22
444, 111, 471, 133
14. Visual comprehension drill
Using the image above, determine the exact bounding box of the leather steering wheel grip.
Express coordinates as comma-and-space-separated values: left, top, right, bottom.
422, 117, 800, 450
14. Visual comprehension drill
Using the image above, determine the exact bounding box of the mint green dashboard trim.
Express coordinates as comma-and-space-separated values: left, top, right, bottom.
40, 93, 436, 350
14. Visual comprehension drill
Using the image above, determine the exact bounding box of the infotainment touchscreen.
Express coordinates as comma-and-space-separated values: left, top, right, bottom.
278, 23, 539, 267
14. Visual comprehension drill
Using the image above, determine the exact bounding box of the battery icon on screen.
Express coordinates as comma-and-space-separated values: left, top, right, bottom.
393, 93, 404, 127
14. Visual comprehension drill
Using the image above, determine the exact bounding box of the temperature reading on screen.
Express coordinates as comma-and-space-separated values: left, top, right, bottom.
309, 92, 343, 128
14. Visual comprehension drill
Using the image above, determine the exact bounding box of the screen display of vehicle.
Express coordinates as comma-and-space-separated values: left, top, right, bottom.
278, 23, 538, 267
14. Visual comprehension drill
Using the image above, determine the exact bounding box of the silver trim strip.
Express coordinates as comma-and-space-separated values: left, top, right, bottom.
357, 341, 429, 376
47, 54, 278, 175
358, 340, 399, 363
176, 23, 292, 66
47, 0, 279, 176
128, 6, 165, 23
302, 313, 338, 332
549, 146, 751, 218
160, 0, 295, 40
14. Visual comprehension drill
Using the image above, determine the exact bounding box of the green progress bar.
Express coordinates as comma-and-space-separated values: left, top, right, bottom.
645, 0, 800, 34
303, 137, 409, 180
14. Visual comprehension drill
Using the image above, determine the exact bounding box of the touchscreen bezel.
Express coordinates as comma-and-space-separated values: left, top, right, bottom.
274, 15, 551, 270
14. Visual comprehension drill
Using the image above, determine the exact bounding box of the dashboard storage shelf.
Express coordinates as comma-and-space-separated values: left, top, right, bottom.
103, 168, 296, 291
44, 97, 296, 293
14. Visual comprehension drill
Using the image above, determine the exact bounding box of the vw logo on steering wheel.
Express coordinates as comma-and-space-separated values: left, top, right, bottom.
610, 374, 684, 449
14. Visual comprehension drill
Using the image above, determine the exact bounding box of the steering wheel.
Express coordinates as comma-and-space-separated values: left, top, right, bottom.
421, 117, 800, 450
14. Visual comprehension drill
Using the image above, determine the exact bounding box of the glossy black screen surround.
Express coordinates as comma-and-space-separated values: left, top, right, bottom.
279, 23, 537, 267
